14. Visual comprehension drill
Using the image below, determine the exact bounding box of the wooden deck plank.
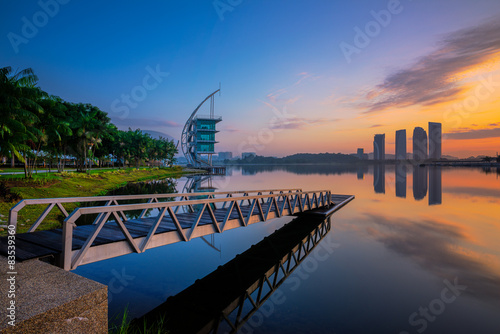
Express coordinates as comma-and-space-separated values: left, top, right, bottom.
16, 229, 83, 252
0, 238, 57, 261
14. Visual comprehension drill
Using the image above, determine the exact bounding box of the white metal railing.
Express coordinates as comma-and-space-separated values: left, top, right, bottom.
8, 189, 303, 233
61, 190, 331, 270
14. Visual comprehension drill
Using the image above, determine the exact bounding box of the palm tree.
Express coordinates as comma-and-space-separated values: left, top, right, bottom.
66, 103, 109, 172
0, 66, 44, 178
37, 96, 72, 173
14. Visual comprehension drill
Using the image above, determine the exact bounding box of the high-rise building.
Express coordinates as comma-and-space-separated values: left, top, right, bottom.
428, 122, 442, 160
357, 148, 364, 160
373, 134, 385, 160
413, 127, 428, 162
395, 130, 406, 160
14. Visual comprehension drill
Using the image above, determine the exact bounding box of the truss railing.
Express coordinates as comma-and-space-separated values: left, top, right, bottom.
61, 190, 331, 270
8, 188, 302, 233
216, 218, 331, 333
137, 216, 332, 333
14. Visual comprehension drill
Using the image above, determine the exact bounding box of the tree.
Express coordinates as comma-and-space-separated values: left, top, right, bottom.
26, 95, 71, 176
65, 103, 110, 172
127, 129, 152, 169
0, 66, 44, 178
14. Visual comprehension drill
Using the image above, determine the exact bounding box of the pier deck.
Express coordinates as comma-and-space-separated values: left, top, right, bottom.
0, 190, 354, 270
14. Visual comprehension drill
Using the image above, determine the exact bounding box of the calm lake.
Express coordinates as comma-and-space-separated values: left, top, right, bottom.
73, 164, 500, 334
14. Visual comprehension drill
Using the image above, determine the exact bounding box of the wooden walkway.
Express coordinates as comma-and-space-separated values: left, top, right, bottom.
0, 190, 354, 270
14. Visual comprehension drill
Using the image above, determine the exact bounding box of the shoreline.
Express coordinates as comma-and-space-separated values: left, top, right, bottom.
0, 167, 204, 235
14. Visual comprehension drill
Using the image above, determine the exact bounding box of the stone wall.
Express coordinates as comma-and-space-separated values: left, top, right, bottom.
1, 256, 107, 334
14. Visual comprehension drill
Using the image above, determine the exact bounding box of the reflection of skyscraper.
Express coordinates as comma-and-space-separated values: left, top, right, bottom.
357, 167, 364, 180
413, 127, 428, 162
357, 165, 368, 180
396, 164, 407, 198
413, 166, 428, 200
429, 122, 442, 160
373, 134, 385, 160
374, 164, 385, 194
429, 166, 442, 205
395, 130, 407, 160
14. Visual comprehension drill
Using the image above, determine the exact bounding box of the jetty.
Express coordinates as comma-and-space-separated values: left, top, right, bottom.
1, 189, 354, 271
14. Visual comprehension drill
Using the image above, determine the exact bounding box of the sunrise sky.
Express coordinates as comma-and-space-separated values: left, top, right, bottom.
1, 0, 499, 158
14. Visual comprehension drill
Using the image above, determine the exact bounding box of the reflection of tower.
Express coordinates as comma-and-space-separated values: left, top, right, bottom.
373, 164, 385, 194
413, 166, 428, 200
182, 175, 221, 253
182, 175, 216, 194
373, 134, 385, 160
428, 122, 442, 160
396, 164, 407, 198
429, 166, 442, 205
395, 130, 407, 160
413, 127, 428, 162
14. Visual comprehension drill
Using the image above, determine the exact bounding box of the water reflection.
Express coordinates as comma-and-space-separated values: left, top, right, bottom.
235, 163, 444, 205
413, 166, 428, 201
429, 166, 442, 205
373, 164, 385, 194
182, 174, 216, 194
395, 164, 407, 198
182, 175, 221, 254
72, 165, 500, 333
363, 212, 500, 304
357, 165, 368, 180
134, 215, 332, 334
480, 166, 500, 177
237, 164, 361, 176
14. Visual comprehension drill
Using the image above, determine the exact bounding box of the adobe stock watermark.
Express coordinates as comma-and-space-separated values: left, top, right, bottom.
339, 0, 409, 64
7, 0, 71, 54
110, 64, 169, 120
213, 0, 243, 21
107, 267, 135, 303
399, 277, 467, 334
443, 74, 500, 128
231, 232, 340, 334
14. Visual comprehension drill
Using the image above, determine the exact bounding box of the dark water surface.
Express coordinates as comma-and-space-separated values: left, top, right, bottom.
73, 165, 500, 334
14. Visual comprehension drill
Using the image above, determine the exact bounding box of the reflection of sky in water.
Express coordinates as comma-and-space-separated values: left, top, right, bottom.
73, 165, 500, 333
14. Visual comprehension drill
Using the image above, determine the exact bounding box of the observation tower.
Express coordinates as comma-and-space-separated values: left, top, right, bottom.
181, 89, 223, 171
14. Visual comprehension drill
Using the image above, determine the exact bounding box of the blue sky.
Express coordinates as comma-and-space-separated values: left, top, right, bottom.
2, 0, 500, 157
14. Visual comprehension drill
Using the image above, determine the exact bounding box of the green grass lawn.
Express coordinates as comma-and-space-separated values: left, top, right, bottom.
0, 167, 197, 235
0, 168, 26, 173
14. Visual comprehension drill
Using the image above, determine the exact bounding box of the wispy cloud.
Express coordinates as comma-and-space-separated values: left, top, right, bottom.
112, 117, 181, 128
361, 15, 500, 113
269, 116, 338, 130
370, 124, 383, 128
266, 72, 319, 104
220, 125, 240, 133
445, 126, 500, 140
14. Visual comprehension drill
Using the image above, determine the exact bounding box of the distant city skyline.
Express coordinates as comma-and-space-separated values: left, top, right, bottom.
1, 1, 499, 158
368, 123, 442, 160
